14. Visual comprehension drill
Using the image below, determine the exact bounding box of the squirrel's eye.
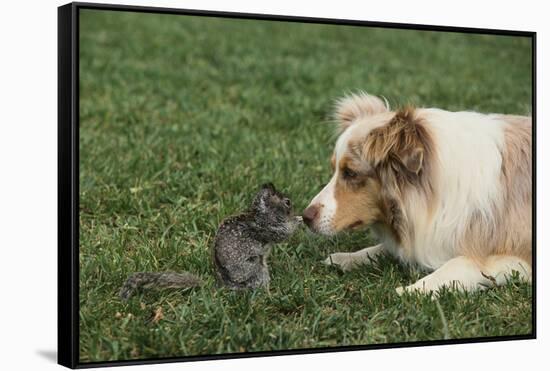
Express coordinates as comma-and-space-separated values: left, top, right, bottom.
247, 256, 258, 263
342, 167, 358, 179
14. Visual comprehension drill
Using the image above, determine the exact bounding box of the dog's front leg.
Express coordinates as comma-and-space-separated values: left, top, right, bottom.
396, 256, 494, 295
324, 244, 385, 272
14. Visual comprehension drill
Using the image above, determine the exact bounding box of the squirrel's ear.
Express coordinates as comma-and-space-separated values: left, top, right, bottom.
252, 184, 273, 212
334, 92, 389, 133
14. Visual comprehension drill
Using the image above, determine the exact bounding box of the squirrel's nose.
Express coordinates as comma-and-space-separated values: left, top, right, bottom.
302, 204, 320, 227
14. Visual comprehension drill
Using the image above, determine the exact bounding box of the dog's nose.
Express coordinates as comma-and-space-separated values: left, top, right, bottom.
302, 204, 320, 227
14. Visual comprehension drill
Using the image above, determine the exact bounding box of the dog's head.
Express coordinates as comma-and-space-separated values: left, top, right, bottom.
303, 92, 433, 239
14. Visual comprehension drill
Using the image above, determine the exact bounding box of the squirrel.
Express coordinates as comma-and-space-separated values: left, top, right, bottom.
119, 183, 302, 300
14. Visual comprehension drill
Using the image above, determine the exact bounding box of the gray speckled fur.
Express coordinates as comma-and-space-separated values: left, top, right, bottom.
119, 271, 201, 300
213, 183, 301, 290
119, 183, 301, 299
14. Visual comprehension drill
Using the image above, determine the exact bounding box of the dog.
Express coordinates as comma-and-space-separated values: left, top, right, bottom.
302, 92, 532, 294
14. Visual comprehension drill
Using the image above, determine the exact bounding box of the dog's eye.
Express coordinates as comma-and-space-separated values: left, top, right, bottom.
342, 167, 358, 179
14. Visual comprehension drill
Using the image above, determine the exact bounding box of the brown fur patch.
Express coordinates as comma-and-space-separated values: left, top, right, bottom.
462, 115, 532, 266
332, 171, 383, 232
363, 107, 432, 176
495, 115, 532, 265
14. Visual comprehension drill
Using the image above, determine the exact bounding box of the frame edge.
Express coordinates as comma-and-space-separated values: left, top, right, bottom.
58, 2, 79, 369
65, 3, 536, 368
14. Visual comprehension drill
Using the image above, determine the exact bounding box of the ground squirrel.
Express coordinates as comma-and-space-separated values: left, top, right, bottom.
120, 183, 302, 299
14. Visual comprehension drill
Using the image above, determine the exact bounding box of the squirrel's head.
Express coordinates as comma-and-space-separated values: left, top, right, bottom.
251, 183, 293, 218
250, 182, 301, 240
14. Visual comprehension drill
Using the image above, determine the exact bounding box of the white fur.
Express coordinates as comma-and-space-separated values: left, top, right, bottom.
404, 109, 506, 269
309, 174, 338, 235
309, 128, 354, 235
484, 255, 532, 285
324, 244, 384, 271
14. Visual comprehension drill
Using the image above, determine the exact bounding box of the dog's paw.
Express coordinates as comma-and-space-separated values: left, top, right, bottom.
323, 252, 356, 272
396, 284, 437, 298
395, 285, 423, 296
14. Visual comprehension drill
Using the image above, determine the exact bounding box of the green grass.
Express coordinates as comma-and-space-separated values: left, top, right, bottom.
78, 9, 533, 363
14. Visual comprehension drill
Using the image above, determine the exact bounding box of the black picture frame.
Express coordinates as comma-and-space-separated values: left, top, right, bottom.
58, 2, 537, 369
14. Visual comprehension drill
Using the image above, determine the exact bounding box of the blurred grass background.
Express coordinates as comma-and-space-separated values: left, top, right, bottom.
79, 9, 532, 363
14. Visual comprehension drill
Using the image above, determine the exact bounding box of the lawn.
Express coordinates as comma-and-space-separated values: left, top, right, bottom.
78, 9, 533, 363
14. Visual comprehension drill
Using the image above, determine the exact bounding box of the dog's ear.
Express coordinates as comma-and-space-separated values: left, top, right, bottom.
363, 107, 429, 175
334, 92, 389, 132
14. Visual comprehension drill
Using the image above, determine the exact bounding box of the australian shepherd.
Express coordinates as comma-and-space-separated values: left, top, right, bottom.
303, 92, 532, 294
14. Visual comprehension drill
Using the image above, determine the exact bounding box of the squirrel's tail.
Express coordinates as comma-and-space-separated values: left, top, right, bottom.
119, 272, 202, 300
